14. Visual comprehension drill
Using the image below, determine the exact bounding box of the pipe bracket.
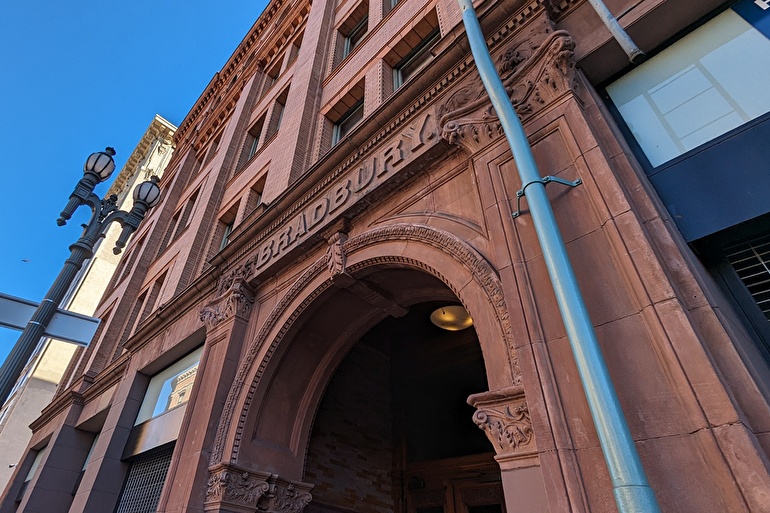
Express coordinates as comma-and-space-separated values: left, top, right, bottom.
512, 176, 582, 218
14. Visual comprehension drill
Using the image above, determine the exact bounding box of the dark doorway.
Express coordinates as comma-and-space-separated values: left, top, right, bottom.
304, 301, 504, 513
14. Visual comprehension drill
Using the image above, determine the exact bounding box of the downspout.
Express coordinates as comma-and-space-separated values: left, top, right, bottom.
455, 1, 661, 512
585, 0, 646, 63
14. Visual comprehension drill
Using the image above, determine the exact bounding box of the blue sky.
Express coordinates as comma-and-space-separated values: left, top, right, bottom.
0, 1, 268, 365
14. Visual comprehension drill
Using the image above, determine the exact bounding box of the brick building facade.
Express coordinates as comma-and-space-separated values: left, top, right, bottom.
3, 0, 770, 512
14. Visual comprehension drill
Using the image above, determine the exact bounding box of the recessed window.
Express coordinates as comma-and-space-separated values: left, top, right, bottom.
266, 87, 290, 140
339, 1, 369, 60
263, 58, 282, 95
218, 202, 240, 250
220, 220, 235, 250
333, 100, 364, 144
327, 80, 365, 146
394, 28, 440, 89
606, 9, 770, 167
244, 114, 267, 162
345, 16, 368, 56
135, 347, 203, 425
288, 30, 304, 65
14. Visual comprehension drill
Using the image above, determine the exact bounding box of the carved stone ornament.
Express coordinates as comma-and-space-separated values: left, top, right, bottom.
259, 477, 314, 513
326, 231, 352, 284
205, 464, 313, 513
200, 278, 256, 330
438, 19, 577, 153
205, 464, 272, 510
467, 386, 535, 460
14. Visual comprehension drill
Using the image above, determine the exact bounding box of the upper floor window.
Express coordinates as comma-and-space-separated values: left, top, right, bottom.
245, 113, 267, 162
263, 58, 282, 95
393, 28, 440, 89
333, 100, 364, 144
328, 80, 365, 145
606, 7, 770, 167
265, 87, 290, 141
339, 1, 369, 59
135, 347, 203, 425
288, 30, 304, 65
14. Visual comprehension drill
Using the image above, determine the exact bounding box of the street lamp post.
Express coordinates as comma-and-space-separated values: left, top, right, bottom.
0, 148, 161, 405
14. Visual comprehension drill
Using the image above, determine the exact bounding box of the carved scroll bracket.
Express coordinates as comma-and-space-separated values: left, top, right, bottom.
438, 20, 578, 154
200, 278, 256, 330
205, 464, 313, 513
468, 385, 536, 467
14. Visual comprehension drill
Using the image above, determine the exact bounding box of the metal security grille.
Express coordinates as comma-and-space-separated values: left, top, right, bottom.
725, 233, 770, 321
115, 445, 174, 513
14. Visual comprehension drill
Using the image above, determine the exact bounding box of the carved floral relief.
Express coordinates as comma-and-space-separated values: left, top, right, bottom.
467, 386, 535, 459
205, 464, 313, 513
200, 278, 256, 330
438, 18, 577, 153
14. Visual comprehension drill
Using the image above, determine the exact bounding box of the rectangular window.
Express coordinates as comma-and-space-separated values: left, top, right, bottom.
263, 59, 282, 96
344, 16, 368, 57
606, 8, 770, 167
288, 31, 304, 65
245, 114, 267, 162
135, 347, 203, 425
217, 201, 240, 251
220, 220, 235, 250
16, 447, 46, 502
203, 134, 221, 163
333, 100, 364, 144
393, 28, 440, 89
244, 178, 266, 220
266, 87, 289, 139
339, 1, 369, 61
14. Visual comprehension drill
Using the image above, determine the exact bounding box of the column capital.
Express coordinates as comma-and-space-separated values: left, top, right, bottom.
205, 463, 313, 513
467, 386, 536, 466
200, 278, 256, 330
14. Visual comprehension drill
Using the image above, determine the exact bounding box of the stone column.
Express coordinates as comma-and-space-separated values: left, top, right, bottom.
159, 277, 256, 513
468, 386, 549, 513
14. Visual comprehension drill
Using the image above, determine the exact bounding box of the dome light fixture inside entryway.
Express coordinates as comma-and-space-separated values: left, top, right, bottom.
430, 305, 473, 331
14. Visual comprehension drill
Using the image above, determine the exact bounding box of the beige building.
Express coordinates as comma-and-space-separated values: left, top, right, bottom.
0, 115, 175, 489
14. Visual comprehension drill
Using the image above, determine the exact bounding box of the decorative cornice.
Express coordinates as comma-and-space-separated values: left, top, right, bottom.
438, 20, 577, 153
467, 386, 535, 458
210, 1, 561, 285
107, 115, 176, 197
205, 464, 313, 513
179, 0, 310, 152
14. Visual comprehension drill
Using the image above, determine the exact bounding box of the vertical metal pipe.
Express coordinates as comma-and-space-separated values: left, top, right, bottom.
585, 0, 645, 63
455, 1, 661, 512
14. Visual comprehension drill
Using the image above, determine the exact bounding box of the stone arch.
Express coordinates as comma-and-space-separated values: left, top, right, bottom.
210, 223, 522, 470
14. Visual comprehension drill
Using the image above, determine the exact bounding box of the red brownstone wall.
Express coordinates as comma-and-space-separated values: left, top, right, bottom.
304, 343, 395, 513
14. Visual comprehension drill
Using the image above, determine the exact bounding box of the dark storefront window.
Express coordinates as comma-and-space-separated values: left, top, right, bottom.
605, 2, 770, 242
115, 444, 174, 513
606, 8, 770, 167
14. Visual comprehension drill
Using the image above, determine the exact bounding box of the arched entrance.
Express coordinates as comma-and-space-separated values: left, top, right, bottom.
206, 226, 545, 513
303, 294, 505, 513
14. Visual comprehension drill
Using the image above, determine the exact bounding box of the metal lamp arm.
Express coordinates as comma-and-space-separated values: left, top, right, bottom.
111, 202, 151, 255
57, 172, 102, 226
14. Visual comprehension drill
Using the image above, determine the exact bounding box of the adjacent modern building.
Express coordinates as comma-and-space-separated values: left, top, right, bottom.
0, 115, 175, 492
3, 0, 770, 512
